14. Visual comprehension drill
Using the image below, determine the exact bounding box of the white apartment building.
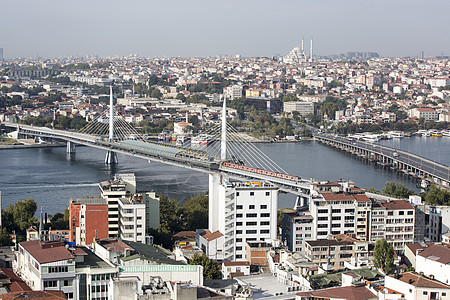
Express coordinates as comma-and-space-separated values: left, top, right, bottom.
371, 199, 415, 253
408, 108, 439, 120
223, 85, 243, 100
118, 195, 146, 243
209, 174, 278, 261
282, 210, 315, 253
99, 174, 159, 240
416, 244, 450, 285
100, 174, 137, 238
385, 272, 450, 300
283, 101, 314, 116
14, 240, 77, 299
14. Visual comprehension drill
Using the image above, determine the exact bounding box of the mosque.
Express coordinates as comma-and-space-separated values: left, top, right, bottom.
283, 37, 313, 64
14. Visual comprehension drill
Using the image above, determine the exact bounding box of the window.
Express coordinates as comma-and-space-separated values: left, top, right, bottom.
332, 209, 341, 213
236, 192, 240, 196
246, 222, 257, 226
388, 211, 393, 216
318, 209, 328, 214
345, 209, 355, 213
260, 230, 269, 234
48, 266, 68, 273
261, 213, 270, 218
318, 217, 328, 221
236, 246, 242, 250
236, 213, 243, 218
332, 223, 341, 227
236, 205, 243, 209
246, 213, 257, 218
399, 211, 404, 215
236, 230, 242, 234
407, 211, 413, 215
260, 205, 267, 209
246, 230, 257, 234
265, 192, 270, 196
318, 231, 327, 235
332, 216, 341, 220
236, 222, 242, 226
236, 238, 242, 242
260, 221, 270, 226
65, 293, 74, 299
318, 224, 327, 228
423, 291, 428, 296
63, 280, 73, 287
44, 280, 57, 288
250, 192, 254, 196
442, 292, 446, 297
236, 255, 242, 258
249, 205, 255, 209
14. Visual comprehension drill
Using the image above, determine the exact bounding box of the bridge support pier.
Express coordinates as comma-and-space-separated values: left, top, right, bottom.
105, 151, 118, 164
66, 141, 76, 154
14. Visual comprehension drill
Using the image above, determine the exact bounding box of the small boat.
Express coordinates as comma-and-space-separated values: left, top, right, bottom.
441, 130, 450, 137
430, 131, 443, 137
361, 134, 380, 142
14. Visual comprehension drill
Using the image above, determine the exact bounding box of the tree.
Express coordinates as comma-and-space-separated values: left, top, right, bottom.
13, 198, 38, 231
189, 253, 221, 279
424, 185, 450, 206
382, 182, 414, 198
183, 194, 208, 230
151, 88, 162, 99
0, 228, 14, 246
373, 238, 394, 274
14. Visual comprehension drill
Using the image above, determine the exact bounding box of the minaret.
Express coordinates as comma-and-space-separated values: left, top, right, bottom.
39, 207, 44, 240
310, 37, 314, 62
221, 96, 227, 161
301, 37, 304, 52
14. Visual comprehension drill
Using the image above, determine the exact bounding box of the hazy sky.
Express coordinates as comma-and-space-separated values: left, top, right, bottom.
1, 0, 449, 58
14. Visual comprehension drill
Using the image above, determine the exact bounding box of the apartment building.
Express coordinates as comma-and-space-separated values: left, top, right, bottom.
99, 174, 159, 240
99, 174, 137, 238
69, 198, 109, 246
223, 85, 243, 100
118, 195, 146, 243
14, 240, 76, 299
408, 108, 439, 120
209, 174, 278, 261
304, 239, 355, 270
282, 210, 314, 253
371, 200, 415, 253
283, 101, 314, 116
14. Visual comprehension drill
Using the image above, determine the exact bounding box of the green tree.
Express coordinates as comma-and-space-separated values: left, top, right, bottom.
373, 238, 394, 274
183, 194, 208, 230
159, 194, 183, 233
189, 253, 221, 279
0, 228, 14, 246
151, 88, 162, 99
13, 198, 38, 231
382, 182, 414, 198
424, 185, 450, 206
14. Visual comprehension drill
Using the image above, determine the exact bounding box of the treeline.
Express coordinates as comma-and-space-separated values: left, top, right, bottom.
148, 193, 208, 249
0, 198, 69, 246
19, 115, 87, 130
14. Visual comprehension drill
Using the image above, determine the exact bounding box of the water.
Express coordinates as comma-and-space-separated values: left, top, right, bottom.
0, 138, 447, 215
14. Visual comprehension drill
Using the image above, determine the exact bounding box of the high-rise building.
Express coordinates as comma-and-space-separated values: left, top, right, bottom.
99, 174, 160, 240
0, 48, 3, 61
209, 174, 278, 261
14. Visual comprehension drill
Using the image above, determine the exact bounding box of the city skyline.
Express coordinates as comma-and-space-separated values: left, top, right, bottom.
1, 0, 449, 59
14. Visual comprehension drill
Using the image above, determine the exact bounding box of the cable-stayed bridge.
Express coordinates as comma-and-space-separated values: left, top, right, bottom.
1, 92, 311, 196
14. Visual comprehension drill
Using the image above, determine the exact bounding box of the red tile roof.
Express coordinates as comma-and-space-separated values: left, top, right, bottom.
0, 291, 66, 299
223, 261, 250, 267
417, 244, 450, 264
200, 230, 223, 241
380, 200, 413, 210
0, 268, 31, 293
392, 272, 450, 289
19, 240, 74, 264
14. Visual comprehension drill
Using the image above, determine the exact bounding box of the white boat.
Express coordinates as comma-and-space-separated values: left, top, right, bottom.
388, 131, 404, 138
361, 134, 380, 142
176, 135, 190, 146
441, 130, 450, 137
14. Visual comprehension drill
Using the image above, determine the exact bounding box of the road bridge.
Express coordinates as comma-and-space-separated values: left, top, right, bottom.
314, 133, 450, 188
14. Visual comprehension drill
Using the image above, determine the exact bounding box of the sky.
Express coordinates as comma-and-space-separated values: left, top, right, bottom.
1, 0, 449, 59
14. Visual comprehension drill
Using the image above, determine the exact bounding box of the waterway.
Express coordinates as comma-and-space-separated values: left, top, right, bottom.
0, 137, 448, 215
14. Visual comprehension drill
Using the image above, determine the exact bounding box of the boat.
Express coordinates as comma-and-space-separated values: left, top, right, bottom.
416, 179, 430, 191
158, 133, 166, 141
441, 130, 450, 137
176, 135, 190, 146
388, 131, 404, 138
430, 131, 443, 137
361, 134, 380, 142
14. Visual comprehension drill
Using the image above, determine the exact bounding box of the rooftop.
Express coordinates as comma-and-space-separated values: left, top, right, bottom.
296, 285, 376, 300
417, 243, 450, 264
75, 247, 114, 269
392, 272, 450, 289
122, 240, 184, 265
19, 240, 74, 264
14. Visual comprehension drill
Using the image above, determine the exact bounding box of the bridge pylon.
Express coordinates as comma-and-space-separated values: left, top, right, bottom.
105, 85, 118, 164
